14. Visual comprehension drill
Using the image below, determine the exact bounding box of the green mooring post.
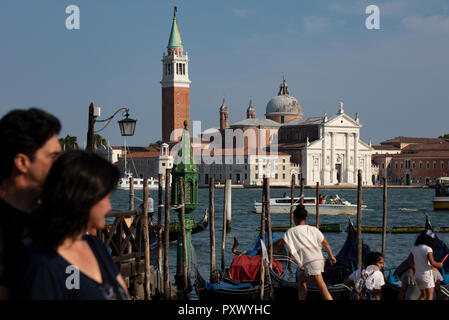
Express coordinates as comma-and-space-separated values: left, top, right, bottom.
171, 121, 199, 293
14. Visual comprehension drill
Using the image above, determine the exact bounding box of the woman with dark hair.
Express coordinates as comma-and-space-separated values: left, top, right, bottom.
15, 150, 129, 300
344, 251, 385, 300
407, 230, 444, 300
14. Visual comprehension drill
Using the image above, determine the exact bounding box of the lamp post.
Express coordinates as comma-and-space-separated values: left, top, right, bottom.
171, 120, 198, 294
86, 102, 137, 152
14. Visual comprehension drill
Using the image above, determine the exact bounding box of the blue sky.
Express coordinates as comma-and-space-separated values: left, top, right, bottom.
1, 0, 448, 146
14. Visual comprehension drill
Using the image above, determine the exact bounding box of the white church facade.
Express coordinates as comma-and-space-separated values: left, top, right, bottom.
299, 103, 375, 186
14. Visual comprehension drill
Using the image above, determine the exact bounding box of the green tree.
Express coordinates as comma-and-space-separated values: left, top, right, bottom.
438, 134, 449, 139
59, 135, 79, 150
94, 134, 108, 148
149, 140, 163, 149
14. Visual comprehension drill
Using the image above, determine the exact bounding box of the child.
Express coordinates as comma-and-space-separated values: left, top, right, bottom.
407, 230, 444, 300
398, 267, 443, 300
344, 251, 385, 300
276, 205, 337, 300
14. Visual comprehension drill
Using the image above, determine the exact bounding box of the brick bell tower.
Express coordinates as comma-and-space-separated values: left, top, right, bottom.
161, 7, 191, 142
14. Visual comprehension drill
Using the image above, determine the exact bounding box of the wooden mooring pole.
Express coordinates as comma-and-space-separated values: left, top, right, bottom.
316, 181, 320, 229
266, 178, 272, 268
300, 177, 305, 205
209, 177, 217, 283
290, 175, 295, 228
163, 169, 171, 299
126, 177, 134, 228
221, 180, 228, 273
260, 177, 267, 300
143, 178, 151, 300
382, 177, 388, 258
357, 170, 363, 270
225, 179, 232, 232
178, 177, 189, 297
157, 173, 163, 293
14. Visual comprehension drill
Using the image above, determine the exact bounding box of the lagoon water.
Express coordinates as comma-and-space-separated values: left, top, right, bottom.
111, 187, 449, 298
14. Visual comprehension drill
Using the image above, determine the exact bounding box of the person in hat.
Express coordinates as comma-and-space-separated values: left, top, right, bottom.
407, 230, 445, 300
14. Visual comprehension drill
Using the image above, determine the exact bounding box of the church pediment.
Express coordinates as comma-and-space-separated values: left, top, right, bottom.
325, 113, 361, 128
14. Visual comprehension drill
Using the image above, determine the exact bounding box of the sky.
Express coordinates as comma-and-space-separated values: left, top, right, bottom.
1, 0, 448, 147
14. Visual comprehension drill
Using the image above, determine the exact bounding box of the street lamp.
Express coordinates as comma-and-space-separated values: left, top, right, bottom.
86, 102, 137, 151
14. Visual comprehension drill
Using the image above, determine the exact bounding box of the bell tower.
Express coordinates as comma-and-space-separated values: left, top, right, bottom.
161, 7, 191, 142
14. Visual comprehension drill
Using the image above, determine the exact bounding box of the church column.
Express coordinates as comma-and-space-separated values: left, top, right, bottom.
306, 152, 312, 186
321, 132, 327, 185
331, 132, 335, 184
345, 133, 350, 182
353, 132, 359, 183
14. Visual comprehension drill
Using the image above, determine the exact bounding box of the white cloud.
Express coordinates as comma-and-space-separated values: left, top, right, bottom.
303, 16, 331, 33
402, 15, 449, 33
233, 9, 254, 19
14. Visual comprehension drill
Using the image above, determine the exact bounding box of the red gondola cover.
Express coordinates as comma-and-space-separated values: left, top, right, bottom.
228, 254, 283, 282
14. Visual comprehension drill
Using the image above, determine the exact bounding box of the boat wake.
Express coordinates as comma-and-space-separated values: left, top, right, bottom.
398, 208, 419, 212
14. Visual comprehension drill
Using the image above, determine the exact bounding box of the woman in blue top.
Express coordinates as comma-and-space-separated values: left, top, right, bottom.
16, 150, 129, 300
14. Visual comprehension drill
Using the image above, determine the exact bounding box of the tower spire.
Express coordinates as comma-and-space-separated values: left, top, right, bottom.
246, 97, 256, 119
168, 6, 183, 49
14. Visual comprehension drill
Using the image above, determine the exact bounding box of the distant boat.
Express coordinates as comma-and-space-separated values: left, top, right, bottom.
117, 172, 160, 190
254, 195, 366, 215
433, 177, 449, 211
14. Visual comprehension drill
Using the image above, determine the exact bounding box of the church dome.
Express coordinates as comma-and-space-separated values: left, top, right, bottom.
265, 78, 302, 117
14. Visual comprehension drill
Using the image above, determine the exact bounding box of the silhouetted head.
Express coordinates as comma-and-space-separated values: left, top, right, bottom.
293, 204, 308, 224
415, 230, 436, 249
0, 108, 61, 184
34, 150, 120, 247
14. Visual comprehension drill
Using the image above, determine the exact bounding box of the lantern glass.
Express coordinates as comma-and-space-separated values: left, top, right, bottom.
118, 117, 137, 136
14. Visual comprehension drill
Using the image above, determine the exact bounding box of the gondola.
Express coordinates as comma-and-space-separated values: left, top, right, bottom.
167, 209, 209, 242
146, 210, 208, 252
194, 232, 283, 300
270, 219, 371, 300
383, 215, 449, 300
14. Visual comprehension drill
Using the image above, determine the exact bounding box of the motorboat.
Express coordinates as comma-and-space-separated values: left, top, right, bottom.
433, 177, 449, 211
117, 172, 160, 190
254, 194, 366, 215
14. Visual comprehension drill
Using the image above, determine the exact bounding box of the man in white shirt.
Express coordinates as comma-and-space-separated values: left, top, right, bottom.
276, 205, 337, 300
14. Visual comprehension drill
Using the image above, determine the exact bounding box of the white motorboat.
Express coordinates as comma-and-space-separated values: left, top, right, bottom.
254, 195, 366, 215
117, 172, 160, 190
433, 177, 449, 211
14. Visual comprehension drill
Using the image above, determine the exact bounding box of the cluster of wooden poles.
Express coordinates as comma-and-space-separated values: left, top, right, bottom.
125, 168, 390, 300
205, 169, 391, 299
124, 168, 191, 299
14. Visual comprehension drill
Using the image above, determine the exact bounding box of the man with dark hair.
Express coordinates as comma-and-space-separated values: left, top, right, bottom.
0, 108, 62, 299
277, 204, 337, 300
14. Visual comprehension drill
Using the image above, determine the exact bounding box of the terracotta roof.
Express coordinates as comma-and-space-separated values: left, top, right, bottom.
402, 143, 449, 153
372, 145, 400, 150
390, 151, 449, 158
125, 151, 160, 159
381, 136, 448, 145
277, 142, 307, 149
206, 148, 290, 157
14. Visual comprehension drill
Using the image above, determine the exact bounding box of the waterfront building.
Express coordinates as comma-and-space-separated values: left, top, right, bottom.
196, 150, 299, 187
372, 137, 449, 185
214, 78, 375, 186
